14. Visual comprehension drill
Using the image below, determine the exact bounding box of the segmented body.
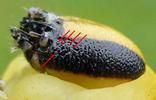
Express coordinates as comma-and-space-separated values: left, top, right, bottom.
36, 37, 145, 79
10, 7, 145, 79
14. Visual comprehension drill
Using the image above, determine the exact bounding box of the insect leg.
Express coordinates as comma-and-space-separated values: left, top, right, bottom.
0, 80, 7, 99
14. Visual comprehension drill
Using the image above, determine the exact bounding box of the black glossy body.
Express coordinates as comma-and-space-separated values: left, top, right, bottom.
37, 37, 145, 79
11, 8, 145, 79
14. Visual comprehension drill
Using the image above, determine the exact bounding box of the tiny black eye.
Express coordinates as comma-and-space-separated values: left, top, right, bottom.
55, 18, 63, 25
56, 21, 61, 24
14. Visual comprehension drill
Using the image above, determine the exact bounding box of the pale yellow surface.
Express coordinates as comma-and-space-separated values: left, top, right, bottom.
2, 17, 156, 100
2, 55, 156, 100
46, 67, 130, 89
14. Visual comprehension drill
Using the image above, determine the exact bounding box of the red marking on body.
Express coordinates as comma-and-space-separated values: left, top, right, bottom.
62, 30, 75, 44
73, 34, 87, 48
58, 30, 70, 43
69, 32, 81, 45
40, 30, 87, 70
41, 53, 55, 70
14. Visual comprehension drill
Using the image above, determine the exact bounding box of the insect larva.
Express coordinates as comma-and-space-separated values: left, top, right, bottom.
10, 7, 145, 79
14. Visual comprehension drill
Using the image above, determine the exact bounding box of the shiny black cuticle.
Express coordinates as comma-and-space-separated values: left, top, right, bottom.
38, 38, 145, 79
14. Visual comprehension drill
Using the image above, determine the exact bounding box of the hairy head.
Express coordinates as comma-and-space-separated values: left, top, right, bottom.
10, 7, 64, 52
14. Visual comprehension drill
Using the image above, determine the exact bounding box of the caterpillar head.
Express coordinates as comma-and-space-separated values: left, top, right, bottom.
10, 7, 64, 51
10, 7, 64, 71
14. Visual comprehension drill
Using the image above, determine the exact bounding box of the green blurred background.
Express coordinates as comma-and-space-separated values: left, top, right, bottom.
0, 0, 156, 74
